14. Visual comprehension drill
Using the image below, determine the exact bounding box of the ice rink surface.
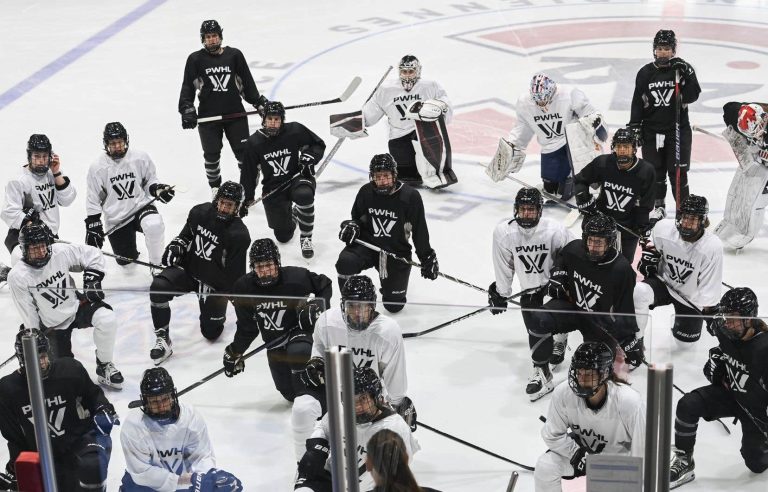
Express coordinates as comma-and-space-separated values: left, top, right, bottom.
1, 0, 768, 490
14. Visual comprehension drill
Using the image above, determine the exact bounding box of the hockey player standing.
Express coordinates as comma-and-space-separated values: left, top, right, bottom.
361, 55, 456, 188
337, 153, 438, 312
488, 188, 573, 365
120, 367, 243, 491
178, 20, 267, 195
85, 122, 175, 269
8, 223, 123, 388
670, 287, 768, 488
629, 29, 701, 219
240, 102, 326, 258
634, 195, 722, 346
534, 342, 645, 492
148, 181, 250, 365
0, 329, 118, 491
295, 367, 419, 492
574, 127, 656, 260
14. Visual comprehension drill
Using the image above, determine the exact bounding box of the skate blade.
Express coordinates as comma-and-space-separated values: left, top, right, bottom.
97, 376, 123, 390
670, 472, 695, 489
151, 350, 173, 366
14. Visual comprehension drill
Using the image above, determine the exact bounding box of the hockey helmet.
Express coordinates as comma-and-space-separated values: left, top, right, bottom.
353, 366, 386, 423
249, 238, 281, 287
568, 341, 614, 398
140, 367, 180, 423
103, 122, 129, 159
369, 153, 398, 195
341, 275, 377, 332
675, 194, 708, 240
213, 181, 244, 222
261, 101, 285, 137
200, 20, 223, 52
611, 127, 637, 169
737, 104, 767, 144
530, 73, 557, 108
514, 188, 543, 228
15, 328, 52, 379
19, 222, 54, 268
398, 55, 421, 92
653, 29, 677, 65
26, 134, 52, 175
716, 287, 759, 340
581, 213, 617, 262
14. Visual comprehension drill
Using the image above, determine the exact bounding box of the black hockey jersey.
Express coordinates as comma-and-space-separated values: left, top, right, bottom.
629, 62, 701, 133
176, 203, 250, 292
231, 266, 333, 350
240, 122, 326, 199
0, 358, 110, 466
574, 154, 656, 230
555, 240, 638, 341
351, 182, 434, 262
178, 47, 262, 117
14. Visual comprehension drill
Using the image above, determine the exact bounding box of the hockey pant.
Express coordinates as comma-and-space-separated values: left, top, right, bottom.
198, 117, 249, 188
50, 297, 117, 364
534, 449, 582, 492
633, 277, 702, 342
541, 145, 574, 201
520, 289, 545, 335
641, 126, 691, 209
107, 204, 165, 266
388, 124, 457, 189
56, 432, 111, 492
336, 243, 411, 313
294, 471, 332, 492
268, 331, 314, 402
149, 266, 228, 340
263, 178, 316, 243
676, 385, 768, 473
714, 160, 768, 249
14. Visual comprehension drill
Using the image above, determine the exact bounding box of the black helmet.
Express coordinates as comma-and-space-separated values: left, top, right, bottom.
581, 214, 617, 262
676, 195, 708, 240
715, 287, 759, 341
653, 29, 676, 65
353, 366, 386, 423
26, 134, 52, 175
200, 19, 223, 48
261, 101, 285, 137
249, 238, 281, 286
140, 367, 180, 422
340, 275, 377, 331
369, 153, 398, 195
213, 181, 244, 221
611, 127, 637, 169
568, 342, 614, 398
103, 122, 129, 159
19, 222, 54, 267
15, 328, 51, 378
514, 188, 543, 228
398, 55, 421, 91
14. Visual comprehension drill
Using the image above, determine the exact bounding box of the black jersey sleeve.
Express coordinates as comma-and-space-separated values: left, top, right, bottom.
178, 53, 198, 113
221, 223, 250, 292
407, 189, 434, 262
297, 124, 327, 161
574, 159, 600, 198
233, 48, 262, 107
680, 68, 701, 105
629, 163, 656, 230
0, 389, 25, 469
240, 139, 262, 202
308, 271, 333, 308
231, 276, 260, 353
176, 206, 198, 245
629, 66, 649, 126
76, 359, 110, 414
612, 263, 639, 341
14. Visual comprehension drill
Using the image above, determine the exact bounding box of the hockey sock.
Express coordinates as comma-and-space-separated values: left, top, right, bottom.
150, 301, 171, 332
140, 214, 166, 266
294, 203, 315, 237
292, 395, 322, 460
675, 393, 703, 452
204, 159, 222, 188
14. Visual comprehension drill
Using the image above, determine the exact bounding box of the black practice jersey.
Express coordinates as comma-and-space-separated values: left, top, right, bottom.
231, 266, 333, 351
176, 203, 250, 292
351, 182, 434, 262
178, 47, 261, 117
555, 240, 638, 341
574, 155, 656, 230
0, 358, 110, 466
629, 62, 701, 133
240, 122, 326, 199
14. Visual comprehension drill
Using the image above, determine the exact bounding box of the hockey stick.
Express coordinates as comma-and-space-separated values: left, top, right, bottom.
0, 353, 15, 371
674, 68, 682, 213
56, 239, 162, 270
127, 333, 289, 409
692, 125, 727, 141
102, 187, 175, 238
197, 76, 362, 123
417, 420, 535, 471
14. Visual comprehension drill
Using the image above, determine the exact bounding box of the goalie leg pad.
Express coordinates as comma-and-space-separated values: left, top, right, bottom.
486, 138, 525, 182
412, 117, 457, 189
715, 159, 768, 248
566, 120, 600, 175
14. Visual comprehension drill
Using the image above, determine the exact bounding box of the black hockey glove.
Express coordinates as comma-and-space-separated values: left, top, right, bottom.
83, 269, 106, 303
181, 106, 197, 129
254, 95, 269, 116
703, 346, 727, 384
488, 282, 508, 315
162, 237, 189, 267
300, 153, 318, 179
670, 57, 694, 79
298, 438, 331, 480
394, 396, 417, 432
570, 447, 588, 477
338, 219, 360, 245
420, 252, 439, 280
223, 344, 245, 377
190, 469, 243, 492
638, 246, 661, 278
0, 467, 17, 491
239, 199, 255, 218
93, 404, 119, 436
575, 193, 597, 215
301, 356, 325, 388
621, 336, 645, 368
85, 214, 104, 249
297, 299, 324, 331
546, 269, 568, 300
22, 207, 40, 226
149, 183, 175, 204
627, 123, 644, 148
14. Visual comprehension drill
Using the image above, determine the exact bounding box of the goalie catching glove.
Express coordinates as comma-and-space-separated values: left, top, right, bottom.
486, 138, 526, 181
405, 99, 448, 122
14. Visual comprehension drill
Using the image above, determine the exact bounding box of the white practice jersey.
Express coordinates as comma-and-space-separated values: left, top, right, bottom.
312, 307, 408, 405
363, 78, 453, 140
121, 403, 215, 492
8, 243, 104, 331
312, 411, 420, 491
652, 219, 723, 309
86, 148, 159, 230
508, 86, 597, 154
1, 168, 76, 234
542, 381, 645, 460
492, 217, 574, 294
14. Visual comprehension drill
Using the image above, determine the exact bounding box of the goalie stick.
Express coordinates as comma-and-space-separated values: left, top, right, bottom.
197, 76, 362, 123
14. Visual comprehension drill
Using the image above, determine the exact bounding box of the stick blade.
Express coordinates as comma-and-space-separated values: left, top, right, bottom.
339, 76, 362, 102
128, 399, 142, 409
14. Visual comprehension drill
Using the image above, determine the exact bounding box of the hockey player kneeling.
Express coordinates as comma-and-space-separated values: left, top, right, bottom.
534, 342, 645, 492
120, 368, 243, 491
0, 329, 117, 492
295, 367, 419, 492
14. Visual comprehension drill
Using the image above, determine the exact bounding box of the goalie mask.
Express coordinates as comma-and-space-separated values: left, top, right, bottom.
514, 188, 543, 228
103, 122, 129, 159
737, 103, 767, 146
19, 222, 54, 268
341, 275, 377, 332
26, 134, 52, 176
353, 367, 387, 424
140, 367, 180, 424
398, 55, 421, 92
675, 194, 709, 240
716, 287, 759, 341
15, 328, 52, 379
200, 19, 223, 53
249, 238, 281, 287
611, 127, 637, 170
653, 29, 676, 66
582, 214, 617, 262
530, 73, 557, 109
213, 181, 244, 222
568, 342, 614, 398
369, 153, 398, 195
262, 101, 285, 137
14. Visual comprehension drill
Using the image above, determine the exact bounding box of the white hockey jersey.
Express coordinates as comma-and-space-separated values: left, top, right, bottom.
85, 148, 160, 230
311, 411, 420, 491
363, 78, 452, 140
121, 403, 215, 492
508, 86, 597, 154
312, 307, 408, 406
492, 217, 574, 294
8, 243, 104, 331
542, 381, 645, 460
1, 168, 76, 234
652, 219, 723, 309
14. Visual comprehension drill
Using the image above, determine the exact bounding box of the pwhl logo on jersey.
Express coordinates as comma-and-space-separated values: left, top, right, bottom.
603, 182, 634, 212
38, 189, 56, 210
337, 345, 374, 369
723, 353, 750, 393
22, 395, 67, 437
515, 244, 549, 274
664, 255, 694, 284
571, 424, 608, 454
111, 180, 135, 200
264, 148, 292, 176
205, 66, 231, 92
158, 448, 184, 474
369, 208, 398, 238
37, 271, 69, 308
573, 270, 603, 311
256, 309, 287, 331
194, 225, 219, 261
533, 113, 564, 139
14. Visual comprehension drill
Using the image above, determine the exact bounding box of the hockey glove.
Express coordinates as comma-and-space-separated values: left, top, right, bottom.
297, 300, 323, 331
570, 447, 588, 477
254, 95, 269, 116
0, 468, 17, 491
627, 123, 644, 148
181, 106, 197, 130
621, 337, 645, 368
162, 237, 189, 267
93, 404, 119, 436
488, 282, 508, 315
223, 344, 245, 378
149, 183, 175, 204
638, 246, 661, 278
394, 396, 418, 432
190, 468, 243, 492
703, 346, 727, 384
575, 193, 597, 215
338, 219, 360, 245
22, 207, 40, 226
701, 306, 719, 336
83, 269, 106, 303
85, 214, 104, 249
301, 356, 325, 388
299, 153, 318, 179
420, 252, 439, 280
298, 438, 330, 480
670, 57, 694, 79
546, 269, 568, 300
